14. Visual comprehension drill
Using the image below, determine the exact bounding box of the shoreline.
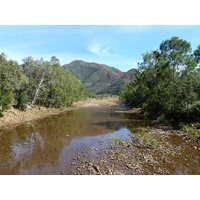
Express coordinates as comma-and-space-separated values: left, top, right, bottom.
0, 97, 122, 130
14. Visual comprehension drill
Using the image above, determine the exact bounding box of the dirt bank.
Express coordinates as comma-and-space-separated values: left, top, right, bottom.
71, 124, 200, 175
0, 97, 122, 129
73, 97, 121, 108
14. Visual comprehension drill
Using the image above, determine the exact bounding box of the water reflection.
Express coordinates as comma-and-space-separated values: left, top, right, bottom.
0, 108, 132, 174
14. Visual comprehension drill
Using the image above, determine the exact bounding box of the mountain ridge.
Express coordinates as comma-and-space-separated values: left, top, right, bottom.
62, 60, 136, 95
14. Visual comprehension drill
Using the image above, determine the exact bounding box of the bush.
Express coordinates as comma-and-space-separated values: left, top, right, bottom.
0, 94, 12, 117
186, 101, 200, 122
17, 91, 29, 111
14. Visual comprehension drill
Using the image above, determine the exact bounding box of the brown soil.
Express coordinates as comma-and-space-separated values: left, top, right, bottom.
72, 125, 200, 175
0, 97, 121, 129
73, 97, 121, 108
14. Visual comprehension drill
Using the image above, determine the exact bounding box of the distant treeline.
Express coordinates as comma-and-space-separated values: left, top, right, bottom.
120, 37, 200, 123
0, 55, 87, 117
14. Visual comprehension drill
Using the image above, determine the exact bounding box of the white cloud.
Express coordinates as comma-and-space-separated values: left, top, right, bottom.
88, 43, 117, 57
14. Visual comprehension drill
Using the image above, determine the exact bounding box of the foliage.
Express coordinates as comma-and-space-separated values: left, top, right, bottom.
0, 53, 27, 100
110, 137, 126, 148
181, 123, 200, 140
0, 53, 28, 116
16, 91, 29, 111
120, 37, 200, 123
21, 56, 87, 108
189, 129, 200, 140
133, 132, 159, 147
0, 94, 12, 117
0, 54, 87, 117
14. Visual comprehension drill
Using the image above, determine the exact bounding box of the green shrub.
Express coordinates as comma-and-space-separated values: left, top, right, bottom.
17, 91, 29, 111
110, 137, 126, 148
134, 132, 159, 147
0, 94, 12, 117
189, 129, 199, 140
186, 101, 200, 122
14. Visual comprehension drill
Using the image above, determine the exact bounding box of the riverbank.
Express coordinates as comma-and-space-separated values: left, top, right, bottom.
72, 121, 200, 175
69, 107, 200, 175
0, 97, 121, 129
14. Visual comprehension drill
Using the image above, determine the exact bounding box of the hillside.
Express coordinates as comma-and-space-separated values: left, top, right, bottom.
62, 60, 136, 95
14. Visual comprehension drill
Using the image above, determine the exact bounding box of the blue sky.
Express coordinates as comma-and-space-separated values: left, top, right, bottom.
0, 25, 200, 72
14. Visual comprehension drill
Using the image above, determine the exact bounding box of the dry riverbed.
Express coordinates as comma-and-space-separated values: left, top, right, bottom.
72, 123, 200, 175
0, 97, 120, 129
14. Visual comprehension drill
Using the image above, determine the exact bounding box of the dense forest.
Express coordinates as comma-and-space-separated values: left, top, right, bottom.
120, 37, 200, 123
0, 54, 87, 117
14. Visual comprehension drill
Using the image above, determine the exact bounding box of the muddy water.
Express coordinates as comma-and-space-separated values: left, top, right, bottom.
0, 107, 199, 175
0, 108, 133, 174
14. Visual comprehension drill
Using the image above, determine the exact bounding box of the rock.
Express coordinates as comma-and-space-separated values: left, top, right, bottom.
23, 142, 28, 145
27, 105, 32, 110
124, 163, 133, 169
66, 135, 69, 137
73, 156, 80, 160
71, 162, 75, 165
17, 144, 20, 146
191, 145, 198, 149
92, 165, 100, 173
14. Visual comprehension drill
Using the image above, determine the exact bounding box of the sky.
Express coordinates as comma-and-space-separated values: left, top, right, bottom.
0, 25, 200, 72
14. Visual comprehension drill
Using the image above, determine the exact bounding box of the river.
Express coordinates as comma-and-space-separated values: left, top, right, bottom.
0, 107, 199, 175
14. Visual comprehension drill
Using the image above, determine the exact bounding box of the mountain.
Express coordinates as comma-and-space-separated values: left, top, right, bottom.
97, 69, 136, 94
62, 60, 136, 95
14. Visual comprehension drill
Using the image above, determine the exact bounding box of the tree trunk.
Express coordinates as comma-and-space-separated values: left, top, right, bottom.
32, 72, 45, 105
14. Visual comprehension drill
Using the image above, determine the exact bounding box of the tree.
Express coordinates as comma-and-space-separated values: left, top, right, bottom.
194, 45, 200, 64
21, 57, 47, 104
21, 56, 87, 108
50, 56, 60, 68
0, 53, 87, 117
16, 91, 29, 111
120, 37, 200, 122
0, 93, 12, 117
0, 53, 28, 116
0, 53, 27, 99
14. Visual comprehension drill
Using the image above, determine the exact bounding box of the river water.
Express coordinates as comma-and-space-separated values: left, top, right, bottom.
0, 107, 199, 175
0, 108, 134, 174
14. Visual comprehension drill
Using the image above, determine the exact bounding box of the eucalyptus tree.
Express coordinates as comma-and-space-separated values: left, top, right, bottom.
21, 56, 87, 107
121, 37, 200, 122
21, 57, 47, 104
0, 53, 28, 114
194, 45, 200, 64
0, 53, 27, 98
